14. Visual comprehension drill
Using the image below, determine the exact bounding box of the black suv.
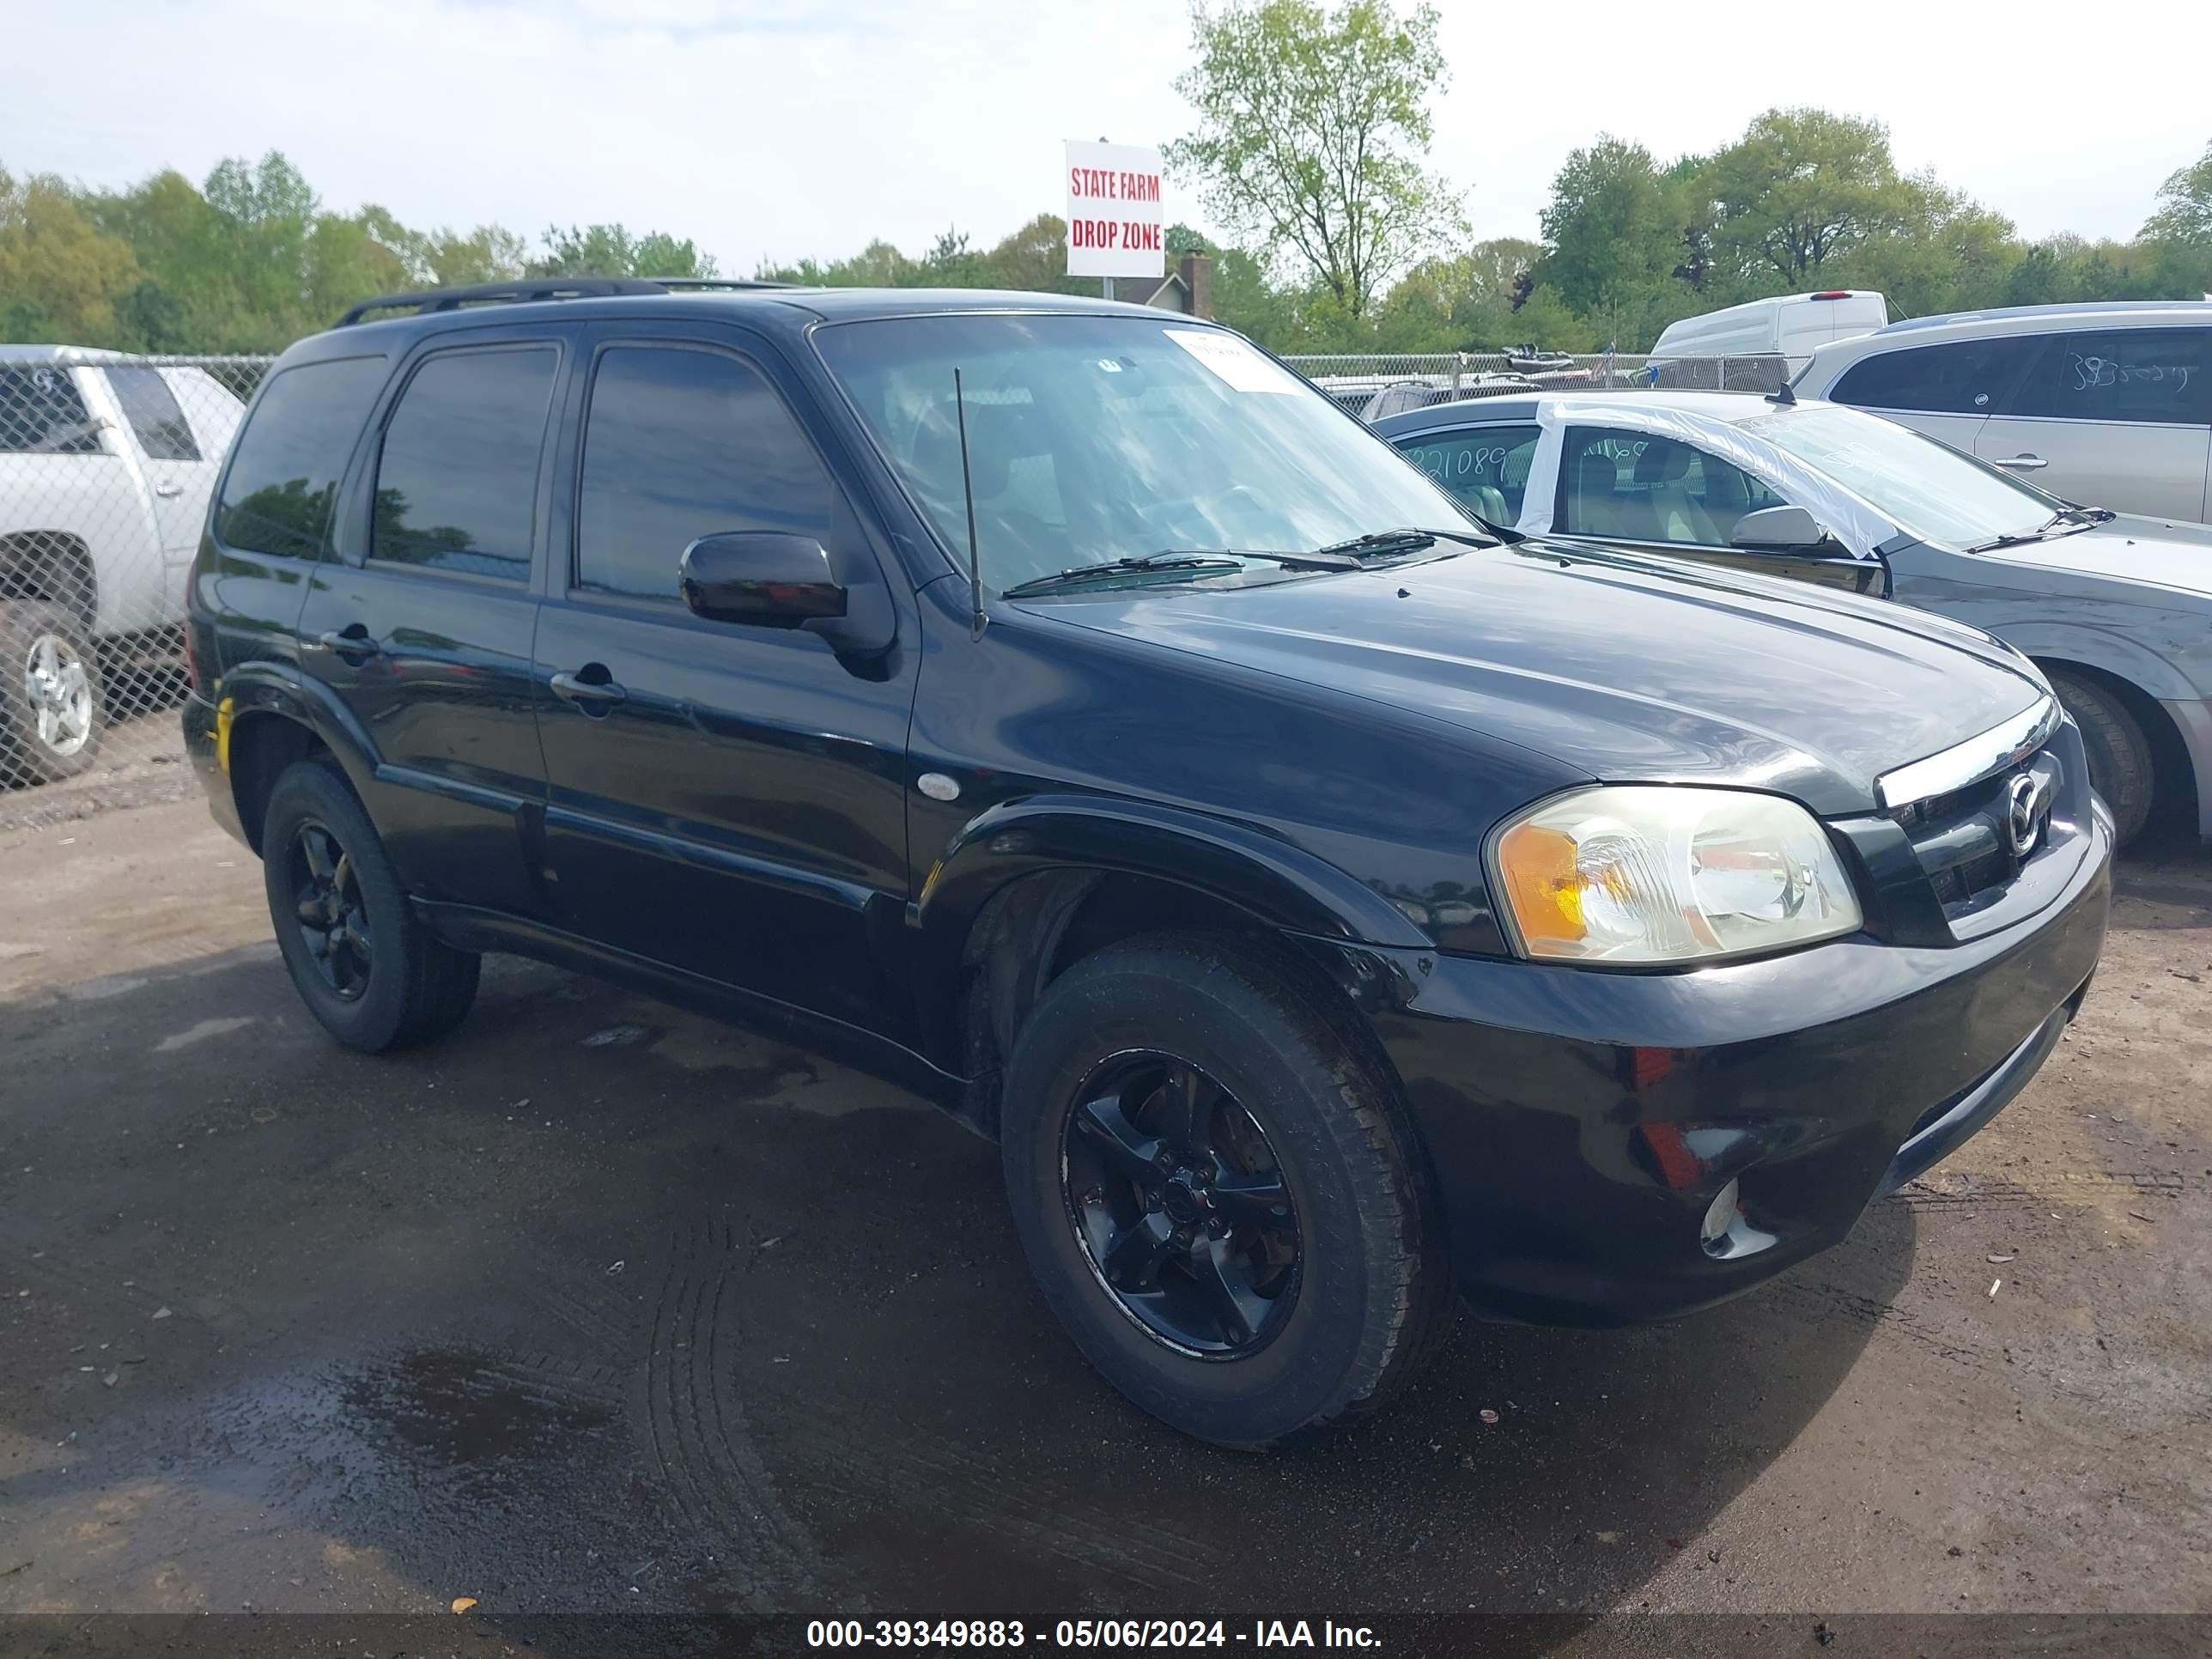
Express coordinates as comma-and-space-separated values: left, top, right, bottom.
184, 280, 2112, 1448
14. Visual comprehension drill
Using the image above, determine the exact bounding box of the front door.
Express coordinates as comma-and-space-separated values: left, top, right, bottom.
294, 331, 566, 920
1553, 426, 1885, 596
532, 328, 917, 1038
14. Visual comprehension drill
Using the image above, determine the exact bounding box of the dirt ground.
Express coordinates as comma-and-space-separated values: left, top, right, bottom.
1, 793, 2206, 1652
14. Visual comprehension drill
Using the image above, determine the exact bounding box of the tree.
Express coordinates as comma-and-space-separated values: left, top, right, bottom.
0, 166, 143, 343
1167, 0, 1462, 317
1536, 137, 1692, 346
1704, 109, 1919, 291
2142, 139, 2212, 246
530, 223, 718, 279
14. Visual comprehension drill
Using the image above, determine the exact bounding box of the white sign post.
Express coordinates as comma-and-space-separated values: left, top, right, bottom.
1064, 140, 1165, 295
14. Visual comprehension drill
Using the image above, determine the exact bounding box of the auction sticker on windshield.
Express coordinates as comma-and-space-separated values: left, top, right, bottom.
1165, 329, 1302, 394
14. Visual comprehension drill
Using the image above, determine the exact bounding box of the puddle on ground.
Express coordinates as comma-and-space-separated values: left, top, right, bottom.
338, 1347, 613, 1467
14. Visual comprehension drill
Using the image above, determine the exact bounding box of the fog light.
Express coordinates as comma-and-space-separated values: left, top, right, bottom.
1698, 1176, 1779, 1261
1700, 1179, 1741, 1248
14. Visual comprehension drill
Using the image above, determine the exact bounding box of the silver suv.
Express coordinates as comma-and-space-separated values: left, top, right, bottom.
1797, 302, 2211, 523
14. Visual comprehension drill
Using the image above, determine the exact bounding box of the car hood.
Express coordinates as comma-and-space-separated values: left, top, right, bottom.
1038, 539, 2048, 817
1978, 514, 2212, 598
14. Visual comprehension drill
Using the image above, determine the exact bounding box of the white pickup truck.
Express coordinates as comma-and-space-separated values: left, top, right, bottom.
1, 349, 246, 784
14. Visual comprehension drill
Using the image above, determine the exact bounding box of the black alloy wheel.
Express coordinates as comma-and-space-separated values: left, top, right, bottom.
285, 817, 373, 1002
1062, 1051, 1300, 1357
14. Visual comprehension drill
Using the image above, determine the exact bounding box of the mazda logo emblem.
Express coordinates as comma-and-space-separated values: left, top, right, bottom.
2005, 773, 2044, 858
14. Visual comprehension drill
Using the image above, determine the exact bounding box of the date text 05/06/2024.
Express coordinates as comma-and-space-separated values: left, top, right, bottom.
805, 1619, 1382, 1649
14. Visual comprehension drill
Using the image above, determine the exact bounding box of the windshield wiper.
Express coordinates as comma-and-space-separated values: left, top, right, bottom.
1000, 553, 1245, 598
1311, 525, 1498, 560
1002, 546, 1382, 599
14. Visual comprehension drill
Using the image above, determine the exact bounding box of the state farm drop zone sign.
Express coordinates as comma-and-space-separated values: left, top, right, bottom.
1064, 140, 1167, 280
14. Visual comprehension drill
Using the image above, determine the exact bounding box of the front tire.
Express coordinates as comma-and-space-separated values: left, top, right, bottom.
0, 600, 103, 786
1000, 935, 1449, 1449
2046, 668, 2154, 846
260, 759, 482, 1052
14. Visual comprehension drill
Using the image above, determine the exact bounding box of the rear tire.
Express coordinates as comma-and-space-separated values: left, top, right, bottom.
1000, 933, 1449, 1449
2046, 668, 2154, 846
0, 600, 103, 787
260, 758, 482, 1052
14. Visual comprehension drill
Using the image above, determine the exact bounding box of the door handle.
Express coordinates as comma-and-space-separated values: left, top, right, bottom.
316, 627, 380, 663
550, 668, 628, 708
153, 481, 185, 499
1992, 455, 2048, 471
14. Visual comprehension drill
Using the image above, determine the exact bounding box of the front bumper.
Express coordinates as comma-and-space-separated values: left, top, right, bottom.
1310, 800, 2112, 1327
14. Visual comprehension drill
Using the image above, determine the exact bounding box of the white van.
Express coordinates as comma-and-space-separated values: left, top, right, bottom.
1650, 291, 1889, 377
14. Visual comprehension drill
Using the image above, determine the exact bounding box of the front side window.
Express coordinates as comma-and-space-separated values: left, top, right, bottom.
372, 347, 557, 581
575, 346, 840, 602
2006, 328, 2211, 425
0, 366, 101, 455
105, 366, 200, 461
216, 356, 389, 560
1829, 337, 2036, 415
814, 314, 1480, 593
1394, 425, 1541, 523
1558, 428, 1784, 545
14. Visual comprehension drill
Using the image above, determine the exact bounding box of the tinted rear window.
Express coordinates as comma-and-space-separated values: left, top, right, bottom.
216, 357, 388, 559
2005, 328, 2211, 424
372, 346, 558, 581
1829, 337, 2036, 414
0, 366, 101, 455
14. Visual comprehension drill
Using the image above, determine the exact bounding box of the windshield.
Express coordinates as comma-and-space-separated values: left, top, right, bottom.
813, 314, 1480, 592
1740, 403, 2065, 548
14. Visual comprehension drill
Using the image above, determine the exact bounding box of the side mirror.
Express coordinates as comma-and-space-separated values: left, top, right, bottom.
680, 532, 846, 628
1729, 504, 1836, 552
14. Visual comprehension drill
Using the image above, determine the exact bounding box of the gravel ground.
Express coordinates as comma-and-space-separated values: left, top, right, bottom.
0, 794, 2206, 1654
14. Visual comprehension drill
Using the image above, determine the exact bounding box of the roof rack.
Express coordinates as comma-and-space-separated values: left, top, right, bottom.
332, 276, 795, 328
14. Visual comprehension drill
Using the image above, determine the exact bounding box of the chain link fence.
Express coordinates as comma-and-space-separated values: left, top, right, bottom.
0, 350, 272, 830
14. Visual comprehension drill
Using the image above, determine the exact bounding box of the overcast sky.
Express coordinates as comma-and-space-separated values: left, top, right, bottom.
9, 0, 2205, 275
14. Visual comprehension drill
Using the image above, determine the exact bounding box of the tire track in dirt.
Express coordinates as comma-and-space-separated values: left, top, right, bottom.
640, 1218, 818, 1612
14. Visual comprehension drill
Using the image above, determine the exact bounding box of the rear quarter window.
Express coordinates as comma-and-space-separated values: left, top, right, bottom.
215, 356, 389, 560
1829, 337, 2037, 415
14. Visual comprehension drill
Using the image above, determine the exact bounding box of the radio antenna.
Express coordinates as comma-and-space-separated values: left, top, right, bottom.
953, 368, 987, 641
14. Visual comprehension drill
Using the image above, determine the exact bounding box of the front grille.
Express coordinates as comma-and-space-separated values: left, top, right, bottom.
1889, 747, 2062, 921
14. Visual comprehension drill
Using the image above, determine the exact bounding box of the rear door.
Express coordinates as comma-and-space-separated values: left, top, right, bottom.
1975, 326, 2212, 518
1825, 334, 2040, 458
531, 322, 918, 1035
1551, 425, 1884, 595
294, 327, 566, 920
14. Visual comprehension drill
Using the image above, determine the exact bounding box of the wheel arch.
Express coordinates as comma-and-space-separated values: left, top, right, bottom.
2032, 653, 2199, 836
217, 666, 380, 854
912, 795, 1431, 1135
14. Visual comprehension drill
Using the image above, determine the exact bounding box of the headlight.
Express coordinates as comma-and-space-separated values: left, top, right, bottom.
1490, 787, 1863, 965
